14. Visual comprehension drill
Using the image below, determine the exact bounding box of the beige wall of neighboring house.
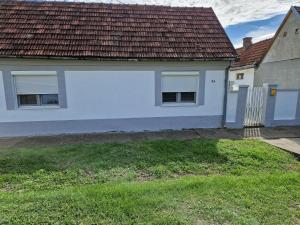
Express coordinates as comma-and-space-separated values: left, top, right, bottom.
263, 13, 300, 62
255, 10, 300, 88
255, 59, 300, 88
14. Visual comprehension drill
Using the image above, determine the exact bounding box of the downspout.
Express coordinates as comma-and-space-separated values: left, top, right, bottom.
222, 63, 231, 128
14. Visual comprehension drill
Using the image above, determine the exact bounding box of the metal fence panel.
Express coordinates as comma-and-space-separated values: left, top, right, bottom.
244, 87, 266, 127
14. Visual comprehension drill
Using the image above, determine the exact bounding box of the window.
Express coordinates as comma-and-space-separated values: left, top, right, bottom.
13, 73, 59, 107
17, 94, 59, 106
283, 31, 287, 37
18, 94, 38, 105
162, 92, 196, 103
181, 92, 196, 102
162, 92, 177, 103
161, 72, 198, 104
236, 73, 244, 80
41, 94, 59, 105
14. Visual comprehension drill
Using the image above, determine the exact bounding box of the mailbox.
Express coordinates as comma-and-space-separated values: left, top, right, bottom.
270, 88, 277, 96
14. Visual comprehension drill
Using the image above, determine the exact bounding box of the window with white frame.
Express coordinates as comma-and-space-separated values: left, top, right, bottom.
12, 71, 59, 107
161, 72, 198, 104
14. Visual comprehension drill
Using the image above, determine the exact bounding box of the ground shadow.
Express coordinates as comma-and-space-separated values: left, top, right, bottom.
0, 138, 228, 174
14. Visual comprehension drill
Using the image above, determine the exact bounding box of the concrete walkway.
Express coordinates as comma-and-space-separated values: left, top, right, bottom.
0, 126, 300, 155
263, 138, 300, 155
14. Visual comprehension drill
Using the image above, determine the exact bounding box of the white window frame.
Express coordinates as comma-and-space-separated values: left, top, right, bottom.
12, 71, 60, 110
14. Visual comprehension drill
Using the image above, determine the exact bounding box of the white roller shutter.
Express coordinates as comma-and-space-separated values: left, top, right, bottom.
161, 75, 198, 92
14, 75, 59, 94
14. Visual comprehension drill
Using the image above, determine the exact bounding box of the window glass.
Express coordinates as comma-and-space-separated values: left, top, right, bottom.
162, 92, 177, 103
18, 95, 38, 105
283, 31, 287, 37
41, 94, 59, 105
180, 92, 196, 103
236, 73, 244, 80
14, 74, 59, 107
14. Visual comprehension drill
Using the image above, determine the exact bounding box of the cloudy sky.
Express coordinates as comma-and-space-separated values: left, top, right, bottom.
41, 0, 300, 47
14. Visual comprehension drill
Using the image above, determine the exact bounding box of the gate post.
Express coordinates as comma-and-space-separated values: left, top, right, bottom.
226, 85, 248, 129
264, 84, 278, 127
235, 85, 249, 128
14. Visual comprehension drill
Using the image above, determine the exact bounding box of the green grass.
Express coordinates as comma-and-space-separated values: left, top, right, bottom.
0, 139, 300, 224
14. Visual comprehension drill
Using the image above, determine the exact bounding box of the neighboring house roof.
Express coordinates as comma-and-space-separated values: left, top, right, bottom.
232, 6, 300, 70
0, 0, 236, 61
231, 38, 273, 69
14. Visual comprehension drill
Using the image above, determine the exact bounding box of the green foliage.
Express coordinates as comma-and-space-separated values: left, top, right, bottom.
0, 139, 299, 224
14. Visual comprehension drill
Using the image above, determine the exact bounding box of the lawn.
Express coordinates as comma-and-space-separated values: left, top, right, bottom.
0, 139, 299, 225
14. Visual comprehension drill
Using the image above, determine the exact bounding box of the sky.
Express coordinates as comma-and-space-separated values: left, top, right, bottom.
226, 14, 285, 47
38, 0, 300, 47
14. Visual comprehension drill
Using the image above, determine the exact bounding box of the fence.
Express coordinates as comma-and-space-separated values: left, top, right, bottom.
244, 87, 266, 127
264, 85, 300, 127
225, 84, 300, 128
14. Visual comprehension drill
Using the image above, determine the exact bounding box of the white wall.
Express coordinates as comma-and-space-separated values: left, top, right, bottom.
229, 68, 255, 87
274, 91, 298, 120
0, 62, 226, 123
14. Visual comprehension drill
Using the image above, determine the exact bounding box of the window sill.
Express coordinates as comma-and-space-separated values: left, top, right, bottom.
17, 105, 61, 110
160, 103, 198, 107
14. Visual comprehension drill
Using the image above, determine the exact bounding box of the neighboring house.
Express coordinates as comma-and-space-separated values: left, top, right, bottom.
229, 37, 273, 88
255, 6, 300, 88
0, 1, 236, 137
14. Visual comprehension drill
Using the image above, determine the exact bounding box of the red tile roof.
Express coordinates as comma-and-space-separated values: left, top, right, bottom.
231, 38, 273, 68
0, 0, 236, 61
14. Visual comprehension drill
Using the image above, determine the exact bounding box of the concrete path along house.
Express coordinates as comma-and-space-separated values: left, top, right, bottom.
0, 127, 300, 157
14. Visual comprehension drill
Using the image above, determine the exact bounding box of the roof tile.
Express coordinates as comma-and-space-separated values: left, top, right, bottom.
0, 0, 236, 60
231, 38, 273, 68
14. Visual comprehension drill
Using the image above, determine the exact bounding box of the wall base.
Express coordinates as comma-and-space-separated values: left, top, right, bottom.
266, 119, 300, 127
0, 115, 223, 137
225, 122, 244, 129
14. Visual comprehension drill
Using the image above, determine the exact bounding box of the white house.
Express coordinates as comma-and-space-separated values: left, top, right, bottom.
229, 37, 273, 88
0, 1, 236, 137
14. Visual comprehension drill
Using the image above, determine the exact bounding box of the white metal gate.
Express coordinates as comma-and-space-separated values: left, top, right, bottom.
244, 87, 267, 127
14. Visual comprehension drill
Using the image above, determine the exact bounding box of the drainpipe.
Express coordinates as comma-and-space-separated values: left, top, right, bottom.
222, 64, 231, 128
